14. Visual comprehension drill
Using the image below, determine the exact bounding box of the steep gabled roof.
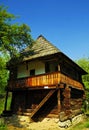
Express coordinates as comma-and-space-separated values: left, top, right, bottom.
7, 35, 87, 75
22, 35, 87, 75
23, 35, 60, 61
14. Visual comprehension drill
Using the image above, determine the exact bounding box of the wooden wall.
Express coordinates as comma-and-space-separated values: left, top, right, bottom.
59, 86, 84, 121
60, 61, 82, 82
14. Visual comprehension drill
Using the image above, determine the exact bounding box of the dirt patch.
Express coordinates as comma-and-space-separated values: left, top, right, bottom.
26, 118, 61, 130
3, 115, 63, 130
1, 114, 86, 130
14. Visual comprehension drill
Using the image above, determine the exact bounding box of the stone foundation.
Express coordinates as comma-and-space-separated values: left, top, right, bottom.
58, 113, 85, 128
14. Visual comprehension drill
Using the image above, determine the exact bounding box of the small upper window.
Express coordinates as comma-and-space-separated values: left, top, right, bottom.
45, 62, 50, 73
30, 69, 35, 76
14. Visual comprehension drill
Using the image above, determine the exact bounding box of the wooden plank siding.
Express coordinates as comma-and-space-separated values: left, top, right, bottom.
8, 72, 60, 89
8, 71, 84, 90
60, 74, 84, 90
27, 72, 60, 87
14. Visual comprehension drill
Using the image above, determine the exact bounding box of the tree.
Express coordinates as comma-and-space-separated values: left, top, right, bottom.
76, 57, 89, 101
0, 5, 34, 94
0, 56, 9, 94
76, 58, 89, 88
0, 5, 33, 58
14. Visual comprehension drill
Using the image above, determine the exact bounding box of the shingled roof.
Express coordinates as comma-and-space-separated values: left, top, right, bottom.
23, 35, 61, 61
22, 35, 87, 75
8, 35, 87, 75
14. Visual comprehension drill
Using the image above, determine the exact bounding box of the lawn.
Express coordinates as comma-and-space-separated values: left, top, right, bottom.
69, 117, 89, 130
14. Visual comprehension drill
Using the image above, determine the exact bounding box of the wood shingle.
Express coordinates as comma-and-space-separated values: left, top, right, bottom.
23, 35, 60, 61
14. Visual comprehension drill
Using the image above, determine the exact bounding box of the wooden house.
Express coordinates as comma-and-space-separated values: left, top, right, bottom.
4, 35, 87, 121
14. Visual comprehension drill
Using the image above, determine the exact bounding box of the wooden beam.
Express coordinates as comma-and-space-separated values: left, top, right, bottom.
57, 89, 61, 115
30, 89, 56, 118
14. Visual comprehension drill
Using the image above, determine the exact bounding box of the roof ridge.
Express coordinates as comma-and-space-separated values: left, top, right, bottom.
37, 34, 45, 39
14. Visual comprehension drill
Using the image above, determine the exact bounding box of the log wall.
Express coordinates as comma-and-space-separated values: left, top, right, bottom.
59, 86, 84, 121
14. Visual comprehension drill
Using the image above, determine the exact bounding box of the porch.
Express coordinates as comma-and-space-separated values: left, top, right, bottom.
8, 71, 84, 90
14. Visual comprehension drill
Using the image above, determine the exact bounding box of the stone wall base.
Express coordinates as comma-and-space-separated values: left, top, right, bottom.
58, 113, 85, 128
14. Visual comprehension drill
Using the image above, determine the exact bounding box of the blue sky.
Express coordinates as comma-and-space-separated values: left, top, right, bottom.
0, 0, 89, 60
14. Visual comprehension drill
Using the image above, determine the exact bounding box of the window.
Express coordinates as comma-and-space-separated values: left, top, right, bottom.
30, 69, 35, 76
45, 62, 50, 73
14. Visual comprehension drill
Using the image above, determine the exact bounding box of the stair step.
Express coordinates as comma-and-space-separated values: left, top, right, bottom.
23, 112, 31, 116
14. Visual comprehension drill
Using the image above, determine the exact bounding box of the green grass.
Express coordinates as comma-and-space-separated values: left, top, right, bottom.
69, 118, 89, 130
0, 122, 7, 130
0, 94, 12, 130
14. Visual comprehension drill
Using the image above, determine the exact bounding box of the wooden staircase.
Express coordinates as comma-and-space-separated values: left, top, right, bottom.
30, 89, 56, 118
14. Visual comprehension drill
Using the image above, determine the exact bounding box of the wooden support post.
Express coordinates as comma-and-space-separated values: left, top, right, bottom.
57, 89, 61, 116
4, 91, 8, 111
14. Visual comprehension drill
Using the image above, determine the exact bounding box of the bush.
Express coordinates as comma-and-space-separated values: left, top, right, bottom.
0, 118, 7, 130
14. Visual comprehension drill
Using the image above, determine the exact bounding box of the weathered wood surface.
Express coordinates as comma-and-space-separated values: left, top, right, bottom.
8, 71, 84, 90
59, 108, 82, 121
59, 85, 83, 121
70, 99, 83, 109
60, 98, 83, 121
8, 72, 60, 89
27, 72, 60, 87
60, 74, 84, 90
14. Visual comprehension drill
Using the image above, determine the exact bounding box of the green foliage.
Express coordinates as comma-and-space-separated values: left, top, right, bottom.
0, 56, 9, 94
0, 114, 7, 130
0, 123, 7, 130
0, 93, 12, 114
76, 58, 89, 89
70, 118, 89, 130
0, 97, 7, 130
76, 58, 89, 73
0, 5, 34, 94
76, 58, 89, 102
0, 5, 33, 58
0, 97, 5, 114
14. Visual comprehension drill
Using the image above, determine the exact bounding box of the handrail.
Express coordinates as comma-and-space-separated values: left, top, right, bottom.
8, 71, 84, 90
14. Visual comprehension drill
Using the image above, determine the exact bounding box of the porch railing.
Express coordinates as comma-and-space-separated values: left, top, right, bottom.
8, 71, 84, 90
8, 72, 60, 89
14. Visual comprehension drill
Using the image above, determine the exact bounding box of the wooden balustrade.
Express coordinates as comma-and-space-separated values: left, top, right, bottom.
27, 72, 60, 87
8, 72, 61, 89
60, 74, 84, 90
8, 71, 84, 90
